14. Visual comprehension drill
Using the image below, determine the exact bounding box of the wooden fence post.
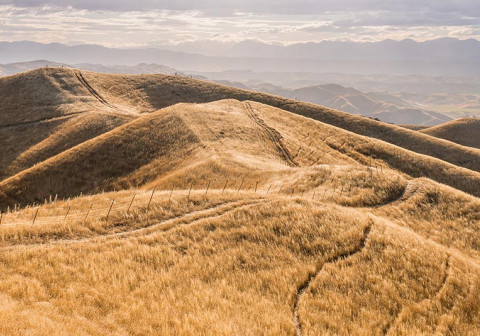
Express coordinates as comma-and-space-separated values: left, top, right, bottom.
147, 189, 155, 210
188, 182, 194, 199
169, 184, 175, 200
205, 181, 211, 196
64, 206, 71, 221
312, 191, 316, 200
322, 190, 327, 201
237, 180, 244, 194
106, 200, 115, 220
84, 204, 93, 221
255, 181, 258, 193
32, 208, 39, 226
266, 184, 272, 195
127, 195, 136, 213
222, 180, 228, 194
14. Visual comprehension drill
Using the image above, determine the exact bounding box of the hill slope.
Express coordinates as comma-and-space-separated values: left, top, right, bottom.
421, 118, 480, 149
0, 111, 133, 180
4, 68, 476, 175
1, 99, 480, 209
0, 68, 479, 335
0, 190, 479, 335
1, 68, 480, 202
65, 70, 480, 173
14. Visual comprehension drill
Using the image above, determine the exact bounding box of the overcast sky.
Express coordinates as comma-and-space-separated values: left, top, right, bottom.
1, 0, 479, 47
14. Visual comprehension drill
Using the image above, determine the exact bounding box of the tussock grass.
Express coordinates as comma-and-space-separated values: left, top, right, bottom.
0, 68, 479, 335
0, 193, 479, 335
0, 190, 263, 247
0, 112, 131, 180
3, 67, 480, 174
374, 178, 480, 259
253, 101, 480, 197
1, 99, 479, 211
0, 110, 199, 208
76, 69, 480, 173
421, 117, 480, 149
300, 218, 480, 335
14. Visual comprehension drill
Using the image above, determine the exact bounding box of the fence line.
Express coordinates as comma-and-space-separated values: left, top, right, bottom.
0, 166, 396, 228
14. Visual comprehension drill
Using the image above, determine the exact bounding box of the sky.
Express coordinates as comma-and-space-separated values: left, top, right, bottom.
1, 0, 479, 47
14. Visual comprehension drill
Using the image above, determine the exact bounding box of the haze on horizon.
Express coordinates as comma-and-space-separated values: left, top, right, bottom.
1, 0, 480, 47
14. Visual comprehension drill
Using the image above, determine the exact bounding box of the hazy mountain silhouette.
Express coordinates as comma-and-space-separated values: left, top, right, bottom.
248, 83, 452, 126
159, 38, 480, 61
2, 39, 480, 76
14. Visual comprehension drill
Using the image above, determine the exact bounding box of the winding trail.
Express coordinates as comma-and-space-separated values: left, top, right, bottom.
75, 71, 117, 110
2, 199, 264, 251
2, 70, 134, 130
383, 256, 451, 335
346, 179, 425, 210
374, 179, 424, 208
435, 268, 476, 334
293, 224, 372, 336
243, 101, 298, 167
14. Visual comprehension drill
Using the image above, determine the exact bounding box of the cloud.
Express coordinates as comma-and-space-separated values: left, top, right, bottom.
1, 1, 480, 46
332, 13, 480, 28
5, 0, 479, 18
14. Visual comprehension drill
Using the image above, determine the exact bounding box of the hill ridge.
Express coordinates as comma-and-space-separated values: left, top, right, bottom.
421, 117, 480, 149
3, 67, 478, 173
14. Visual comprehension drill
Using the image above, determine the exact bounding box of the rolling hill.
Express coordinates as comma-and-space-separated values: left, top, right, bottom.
421, 118, 480, 149
3, 61, 476, 126
0, 67, 479, 335
0, 60, 182, 78
2, 68, 480, 184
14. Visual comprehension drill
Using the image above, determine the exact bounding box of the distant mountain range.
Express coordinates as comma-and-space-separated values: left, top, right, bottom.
2, 39, 480, 76
155, 38, 480, 62
241, 83, 452, 126
193, 70, 480, 94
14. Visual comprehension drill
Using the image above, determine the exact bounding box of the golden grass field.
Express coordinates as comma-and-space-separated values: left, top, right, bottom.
421, 117, 480, 149
0, 68, 479, 335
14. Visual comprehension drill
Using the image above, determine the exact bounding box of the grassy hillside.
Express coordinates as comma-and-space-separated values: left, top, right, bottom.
69, 69, 480, 174
0, 68, 480, 335
421, 118, 480, 149
2, 99, 480, 210
0, 112, 133, 180
399, 124, 430, 131
2, 68, 480, 177
0, 181, 478, 335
